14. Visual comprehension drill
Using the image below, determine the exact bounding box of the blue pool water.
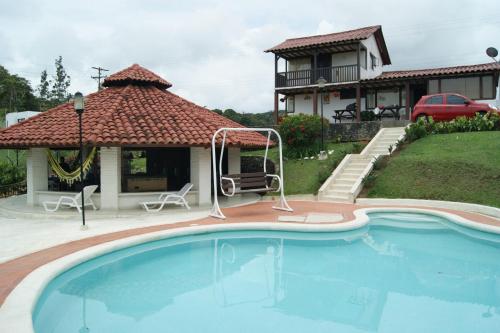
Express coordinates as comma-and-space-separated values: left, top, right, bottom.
33, 212, 500, 333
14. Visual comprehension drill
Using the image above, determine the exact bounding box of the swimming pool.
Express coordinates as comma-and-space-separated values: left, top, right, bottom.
33, 212, 500, 333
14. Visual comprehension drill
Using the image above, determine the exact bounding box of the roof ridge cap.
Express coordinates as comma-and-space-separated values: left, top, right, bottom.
284, 25, 380, 42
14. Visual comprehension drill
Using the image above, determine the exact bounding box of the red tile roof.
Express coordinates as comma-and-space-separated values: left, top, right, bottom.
265, 25, 391, 65
103, 64, 172, 89
365, 62, 500, 82
0, 65, 268, 149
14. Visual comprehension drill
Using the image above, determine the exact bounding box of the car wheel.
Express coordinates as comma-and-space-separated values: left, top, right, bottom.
478, 111, 487, 117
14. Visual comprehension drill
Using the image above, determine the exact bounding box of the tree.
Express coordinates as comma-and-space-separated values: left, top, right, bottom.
38, 70, 51, 111
50, 56, 71, 103
0, 65, 38, 121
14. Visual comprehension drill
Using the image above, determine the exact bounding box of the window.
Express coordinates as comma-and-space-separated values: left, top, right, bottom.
481, 76, 494, 99
286, 96, 295, 113
428, 80, 439, 94
426, 95, 443, 105
366, 90, 376, 109
370, 53, 377, 70
360, 49, 367, 69
446, 94, 467, 105
439, 77, 480, 99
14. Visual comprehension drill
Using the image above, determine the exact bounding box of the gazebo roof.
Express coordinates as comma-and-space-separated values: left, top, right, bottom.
0, 64, 268, 149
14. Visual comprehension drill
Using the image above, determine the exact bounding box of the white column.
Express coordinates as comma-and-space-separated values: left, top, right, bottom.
228, 147, 241, 175
26, 148, 48, 206
100, 147, 121, 210
190, 147, 211, 206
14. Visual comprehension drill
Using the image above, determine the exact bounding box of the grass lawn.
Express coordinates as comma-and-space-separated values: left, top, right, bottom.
242, 141, 364, 195
361, 131, 500, 208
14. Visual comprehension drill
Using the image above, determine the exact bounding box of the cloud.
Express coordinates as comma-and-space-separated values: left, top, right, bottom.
0, 0, 499, 113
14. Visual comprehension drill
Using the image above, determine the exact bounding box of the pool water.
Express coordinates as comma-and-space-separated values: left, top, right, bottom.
33, 212, 500, 333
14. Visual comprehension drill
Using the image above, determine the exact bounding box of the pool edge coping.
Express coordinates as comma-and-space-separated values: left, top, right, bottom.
1, 206, 500, 333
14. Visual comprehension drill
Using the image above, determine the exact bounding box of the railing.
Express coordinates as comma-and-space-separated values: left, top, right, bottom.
276, 64, 358, 88
0, 180, 27, 198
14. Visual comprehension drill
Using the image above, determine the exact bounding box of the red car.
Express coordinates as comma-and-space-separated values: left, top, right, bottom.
411, 93, 495, 122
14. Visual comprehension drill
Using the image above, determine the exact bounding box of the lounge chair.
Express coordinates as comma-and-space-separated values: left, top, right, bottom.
141, 183, 193, 212
43, 185, 99, 213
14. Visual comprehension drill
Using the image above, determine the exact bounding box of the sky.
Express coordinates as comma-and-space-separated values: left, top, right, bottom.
1, 0, 499, 113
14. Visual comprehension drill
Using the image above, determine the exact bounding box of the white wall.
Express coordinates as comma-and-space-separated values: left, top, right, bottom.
291, 92, 365, 123
228, 148, 241, 175
26, 148, 48, 206
6, 111, 40, 127
360, 35, 384, 79
331, 51, 357, 67
190, 147, 212, 206
100, 147, 121, 210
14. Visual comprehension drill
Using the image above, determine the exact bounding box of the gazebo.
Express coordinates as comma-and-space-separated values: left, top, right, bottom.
0, 64, 268, 210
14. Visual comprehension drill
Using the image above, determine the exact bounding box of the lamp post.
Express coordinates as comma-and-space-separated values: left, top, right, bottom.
74, 92, 87, 230
316, 77, 328, 160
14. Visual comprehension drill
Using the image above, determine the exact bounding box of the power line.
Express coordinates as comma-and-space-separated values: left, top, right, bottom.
91, 66, 109, 91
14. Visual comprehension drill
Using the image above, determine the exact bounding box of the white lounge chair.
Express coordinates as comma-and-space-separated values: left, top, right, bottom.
141, 183, 193, 212
43, 185, 98, 213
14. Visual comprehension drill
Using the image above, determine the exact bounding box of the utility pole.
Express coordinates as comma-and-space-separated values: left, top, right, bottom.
91, 66, 109, 91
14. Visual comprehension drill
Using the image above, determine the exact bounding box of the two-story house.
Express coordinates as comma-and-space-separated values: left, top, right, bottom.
266, 25, 500, 123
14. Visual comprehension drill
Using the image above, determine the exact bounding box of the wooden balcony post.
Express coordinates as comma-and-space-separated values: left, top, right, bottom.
356, 84, 361, 122
274, 91, 279, 124
274, 54, 278, 88
405, 81, 411, 120
356, 42, 361, 81
313, 89, 318, 115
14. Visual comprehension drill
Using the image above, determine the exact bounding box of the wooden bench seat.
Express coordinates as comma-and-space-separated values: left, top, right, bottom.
221, 172, 279, 195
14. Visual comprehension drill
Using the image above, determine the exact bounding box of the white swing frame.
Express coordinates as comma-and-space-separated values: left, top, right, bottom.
210, 127, 293, 219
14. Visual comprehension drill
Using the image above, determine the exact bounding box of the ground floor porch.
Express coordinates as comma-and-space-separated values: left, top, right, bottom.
274, 71, 499, 123
26, 145, 242, 211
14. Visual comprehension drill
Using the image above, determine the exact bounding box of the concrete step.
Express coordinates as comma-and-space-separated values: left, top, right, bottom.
333, 179, 357, 185
329, 184, 352, 191
321, 194, 352, 203
340, 172, 362, 178
326, 190, 351, 198
343, 167, 366, 172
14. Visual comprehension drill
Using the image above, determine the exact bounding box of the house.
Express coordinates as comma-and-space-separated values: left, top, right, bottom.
265, 25, 500, 123
5, 111, 40, 127
0, 64, 268, 210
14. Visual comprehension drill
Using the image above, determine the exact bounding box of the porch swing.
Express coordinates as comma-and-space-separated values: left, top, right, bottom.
210, 127, 293, 219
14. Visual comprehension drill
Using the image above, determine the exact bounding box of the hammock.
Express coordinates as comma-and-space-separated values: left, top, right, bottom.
47, 147, 97, 185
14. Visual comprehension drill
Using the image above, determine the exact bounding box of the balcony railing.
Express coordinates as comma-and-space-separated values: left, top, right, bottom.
275, 64, 358, 88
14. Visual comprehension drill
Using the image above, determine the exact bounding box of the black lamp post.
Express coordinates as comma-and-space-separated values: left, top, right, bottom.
316, 77, 327, 160
74, 92, 87, 230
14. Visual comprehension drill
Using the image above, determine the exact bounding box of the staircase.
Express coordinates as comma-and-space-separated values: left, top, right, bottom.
318, 127, 406, 203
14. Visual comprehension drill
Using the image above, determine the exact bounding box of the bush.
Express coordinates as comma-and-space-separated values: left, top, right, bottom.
405, 111, 500, 142
0, 161, 25, 186
278, 114, 329, 158
361, 110, 376, 121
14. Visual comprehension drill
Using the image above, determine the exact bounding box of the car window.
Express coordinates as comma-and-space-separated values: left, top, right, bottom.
425, 95, 443, 105
447, 95, 467, 105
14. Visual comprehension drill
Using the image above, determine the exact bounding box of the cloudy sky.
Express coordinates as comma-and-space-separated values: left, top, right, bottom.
1, 0, 499, 112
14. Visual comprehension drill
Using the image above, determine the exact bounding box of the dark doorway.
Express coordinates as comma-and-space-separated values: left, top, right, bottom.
317, 53, 332, 82
411, 84, 427, 109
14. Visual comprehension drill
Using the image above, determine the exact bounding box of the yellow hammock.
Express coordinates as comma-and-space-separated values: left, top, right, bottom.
47, 147, 97, 185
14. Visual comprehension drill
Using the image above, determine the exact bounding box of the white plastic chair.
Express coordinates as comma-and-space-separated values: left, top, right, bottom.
141, 183, 193, 212
43, 185, 98, 213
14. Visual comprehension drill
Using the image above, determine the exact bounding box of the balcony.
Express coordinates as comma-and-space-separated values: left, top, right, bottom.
275, 64, 358, 88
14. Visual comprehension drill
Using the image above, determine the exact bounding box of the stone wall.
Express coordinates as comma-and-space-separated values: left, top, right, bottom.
329, 120, 409, 142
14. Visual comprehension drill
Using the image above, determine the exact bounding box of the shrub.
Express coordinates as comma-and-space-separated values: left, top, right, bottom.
361, 111, 376, 121
405, 117, 428, 142
278, 114, 329, 158
0, 161, 25, 186
406, 111, 500, 142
